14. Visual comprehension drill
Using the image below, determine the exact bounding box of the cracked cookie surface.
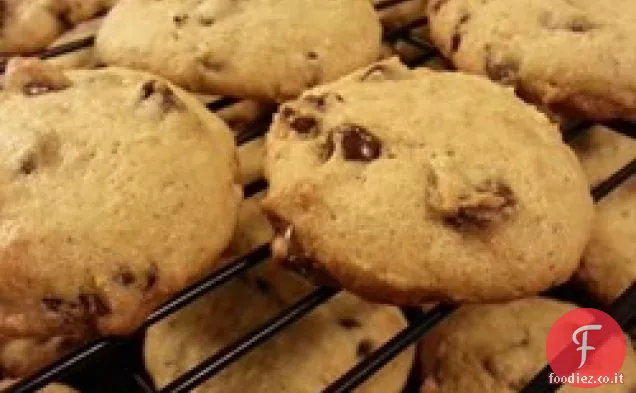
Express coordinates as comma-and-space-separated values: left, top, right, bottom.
0, 0, 116, 54
144, 262, 413, 393
419, 298, 636, 393
262, 58, 593, 304
95, 0, 381, 102
426, 0, 636, 122
0, 58, 241, 338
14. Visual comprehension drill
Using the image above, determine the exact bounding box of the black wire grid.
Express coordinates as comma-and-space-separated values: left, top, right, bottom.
2, 0, 636, 392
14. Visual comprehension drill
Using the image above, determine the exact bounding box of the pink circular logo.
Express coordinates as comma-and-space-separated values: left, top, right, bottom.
546, 308, 626, 388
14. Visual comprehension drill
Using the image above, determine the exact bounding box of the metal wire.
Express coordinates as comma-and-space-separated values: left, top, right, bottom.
323, 304, 458, 393
158, 287, 340, 393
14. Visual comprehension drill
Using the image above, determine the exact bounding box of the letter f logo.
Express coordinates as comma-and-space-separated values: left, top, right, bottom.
572, 325, 602, 369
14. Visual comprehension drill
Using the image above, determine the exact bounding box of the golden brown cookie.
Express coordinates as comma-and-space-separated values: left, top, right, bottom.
263, 58, 593, 305
144, 262, 413, 393
95, 0, 382, 102
419, 298, 636, 393
0, 58, 241, 338
426, 0, 636, 122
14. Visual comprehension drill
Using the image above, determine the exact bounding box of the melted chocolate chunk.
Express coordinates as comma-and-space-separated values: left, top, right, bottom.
290, 116, 318, 134
280, 106, 320, 136
113, 268, 136, 286
444, 180, 517, 229
338, 317, 361, 329
78, 293, 110, 316
140, 80, 182, 112
356, 339, 375, 358
335, 124, 382, 161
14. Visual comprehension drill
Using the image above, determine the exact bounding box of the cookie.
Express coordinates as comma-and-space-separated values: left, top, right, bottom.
0, 380, 78, 393
144, 261, 413, 393
576, 177, 635, 304
571, 125, 636, 187
419, 298, 636, 393
94, 0, 382, 102
262, 58, 594, 305
0, 0, 115, 55
426, 0, 636, 122
0, 58, 242, 338
0, 334, 81, 378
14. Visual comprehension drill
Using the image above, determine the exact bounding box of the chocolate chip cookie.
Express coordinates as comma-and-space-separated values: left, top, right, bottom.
0, 0, 115, 55
144, 262, 413, 393
94, 0, 382, 102
419, 297, 636, 393
426, 0, 636, 122
576, 177, 635, 304
0, 58, 242, 338
262, 58, 593, 305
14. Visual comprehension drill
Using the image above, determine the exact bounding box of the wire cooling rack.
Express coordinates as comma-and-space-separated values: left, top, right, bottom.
2, 0, 636, 392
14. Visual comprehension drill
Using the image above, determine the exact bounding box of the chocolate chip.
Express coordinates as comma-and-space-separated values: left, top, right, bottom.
78, 293, 110, 316
198, 16, 215, 26
18, 154, 36, 175
485, 53, 520, 85
173, 13, 189, 26
306, 51, 319, 60
338, 317, 361, 329
280, 106, 320, 136
430, 0, 450, 13
145, 262, 158, 291
444, 180, 517, 229
113, 268, 136, 286
290, 116, 318, 134
254, 277, 272, 294
335, 124, 381, 161
42, 298, 64, 312
140, 80, 182, 112
356, 339, 375, 358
